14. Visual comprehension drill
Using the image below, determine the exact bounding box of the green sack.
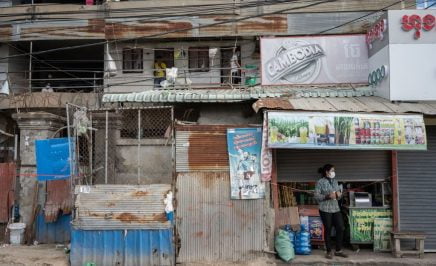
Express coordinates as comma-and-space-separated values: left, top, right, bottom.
275, 229, 295, 263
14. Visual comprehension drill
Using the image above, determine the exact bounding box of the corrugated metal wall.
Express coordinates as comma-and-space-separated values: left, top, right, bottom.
176, 126, 230, 172
277, 149, 391, 182
398, 126, 436, 250
73, 184, 171, 230
36, 213, 71, 244
176, 172, 266, 263
0, 162, 16, 223
71, 229, 174, 266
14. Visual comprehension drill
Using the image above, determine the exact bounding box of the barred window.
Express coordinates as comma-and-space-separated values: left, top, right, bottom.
123, 48, 143, 73
120, 109, 172, 139
188, 47, 209, 72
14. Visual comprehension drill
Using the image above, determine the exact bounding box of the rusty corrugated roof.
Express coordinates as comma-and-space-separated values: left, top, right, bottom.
253, 96, 436, 115
73, 184, 171, 230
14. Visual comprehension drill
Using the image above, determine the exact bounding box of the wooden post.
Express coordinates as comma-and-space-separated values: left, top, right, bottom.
391, 151, 399, 232
272, 149, 279, 228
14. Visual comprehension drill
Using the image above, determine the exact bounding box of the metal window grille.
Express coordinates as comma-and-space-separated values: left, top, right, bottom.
188, 47, 210, 72
123, 48, 144, 73
67, 104, 174, 186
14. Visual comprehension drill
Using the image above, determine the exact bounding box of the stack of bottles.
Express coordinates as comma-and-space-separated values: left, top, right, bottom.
283, 224, 311, 255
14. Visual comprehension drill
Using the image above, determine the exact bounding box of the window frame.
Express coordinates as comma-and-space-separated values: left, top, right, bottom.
188, 47, 210, 72
122, 48, 144, 73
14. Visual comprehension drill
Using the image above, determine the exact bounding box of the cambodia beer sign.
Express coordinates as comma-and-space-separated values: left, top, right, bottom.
261, 35, 368, 85
267, 111, 426, 150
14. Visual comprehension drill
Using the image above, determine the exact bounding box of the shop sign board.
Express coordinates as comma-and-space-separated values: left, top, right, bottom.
368, 10, 436, 101
373, 218, 393, 252
267, 111, 427, 150
227, 128, 265, 200
260, 35, 368, 85
349, 208, 392, 244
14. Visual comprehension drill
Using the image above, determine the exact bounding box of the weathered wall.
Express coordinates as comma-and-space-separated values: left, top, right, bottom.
197, 103, 262, 125
105, 40, 258, 93
116, 144, 172, 185
12, 112, 65, 226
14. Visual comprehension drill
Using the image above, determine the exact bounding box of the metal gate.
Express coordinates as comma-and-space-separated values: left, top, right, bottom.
398, 126, 436, 251
277, 149, 391, 182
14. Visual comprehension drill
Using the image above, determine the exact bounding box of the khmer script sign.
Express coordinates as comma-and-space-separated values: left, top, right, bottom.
261, 35, 369, 85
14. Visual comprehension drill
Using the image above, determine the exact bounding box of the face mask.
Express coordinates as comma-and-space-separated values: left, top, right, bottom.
328, 172, 336, 178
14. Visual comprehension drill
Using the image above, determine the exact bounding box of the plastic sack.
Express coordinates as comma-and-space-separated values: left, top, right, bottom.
295, 226, 311, 255
275, 229, 295, 262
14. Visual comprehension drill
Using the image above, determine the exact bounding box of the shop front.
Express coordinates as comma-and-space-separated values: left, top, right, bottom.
257, 105, 428, 253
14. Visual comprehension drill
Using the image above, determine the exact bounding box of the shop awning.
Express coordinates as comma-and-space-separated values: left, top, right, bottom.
253, 96, 436, 115
102, 86, 373, 103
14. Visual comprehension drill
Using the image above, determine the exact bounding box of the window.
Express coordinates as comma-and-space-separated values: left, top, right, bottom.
188, 47, 209, 72
122, 48, 143, 73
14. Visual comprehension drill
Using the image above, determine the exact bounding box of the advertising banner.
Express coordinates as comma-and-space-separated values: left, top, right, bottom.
227, 128, 265, 199
349, 208, 392, 244
261, 35, 368, 85
373, 218, 393, 252
267, 111, 427, 150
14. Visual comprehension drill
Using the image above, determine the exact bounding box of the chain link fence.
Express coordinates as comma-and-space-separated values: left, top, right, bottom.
67, 104, 174, 186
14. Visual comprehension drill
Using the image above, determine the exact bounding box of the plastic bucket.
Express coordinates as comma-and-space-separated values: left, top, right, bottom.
8, 223, 26, 245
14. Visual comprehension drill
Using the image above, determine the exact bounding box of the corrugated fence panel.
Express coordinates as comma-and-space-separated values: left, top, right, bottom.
0, 162, 16, 223
176, 130, 229, 172
36, 212, 71, 244
398, 126, 436, 250
176, 172, 266, 263
277, 149, 391, 182
71, 229, 174, 266
74, 184, 171, 230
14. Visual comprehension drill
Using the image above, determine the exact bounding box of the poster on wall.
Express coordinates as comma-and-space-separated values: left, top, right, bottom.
227, 128, 265, 199
267, 111, 427, 150
261, 35, 368, 85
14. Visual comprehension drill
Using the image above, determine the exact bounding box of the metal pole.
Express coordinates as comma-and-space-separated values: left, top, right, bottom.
66, 105, 73, 193
89, 112, 93, 185
13, 134, 18, 161
105, 110, 108, 184
137, 109, 141, 184
29, 41, 32, 92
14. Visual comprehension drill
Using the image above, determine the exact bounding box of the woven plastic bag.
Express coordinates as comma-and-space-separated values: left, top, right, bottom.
275, 229, 295, 263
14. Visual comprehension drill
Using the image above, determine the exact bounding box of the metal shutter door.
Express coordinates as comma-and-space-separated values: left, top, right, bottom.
398, 126, 436, 250
277, 149, 391, 182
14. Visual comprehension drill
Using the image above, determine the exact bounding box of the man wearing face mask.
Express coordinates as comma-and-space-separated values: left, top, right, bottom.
314, 164, 348, 259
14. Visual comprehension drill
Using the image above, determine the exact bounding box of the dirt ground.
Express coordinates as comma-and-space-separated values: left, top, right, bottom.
0, 244, 68, 266
184, 249, 436, 266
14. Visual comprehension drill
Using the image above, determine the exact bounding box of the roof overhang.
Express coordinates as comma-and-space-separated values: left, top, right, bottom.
253, 96, 436, 115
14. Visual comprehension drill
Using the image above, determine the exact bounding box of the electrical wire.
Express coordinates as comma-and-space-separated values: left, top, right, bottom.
0, 0, 338, 60
0, 0, 423, 90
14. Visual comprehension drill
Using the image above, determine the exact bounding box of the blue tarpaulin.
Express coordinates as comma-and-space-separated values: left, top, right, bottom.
35, 138, 72, 181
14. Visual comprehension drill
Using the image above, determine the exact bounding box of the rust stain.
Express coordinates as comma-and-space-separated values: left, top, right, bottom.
152, 213, 167, 222
195, 231, 204, 237
117, 212, 140, 222
107, 202, 116, 207
133, 190, 148, 197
